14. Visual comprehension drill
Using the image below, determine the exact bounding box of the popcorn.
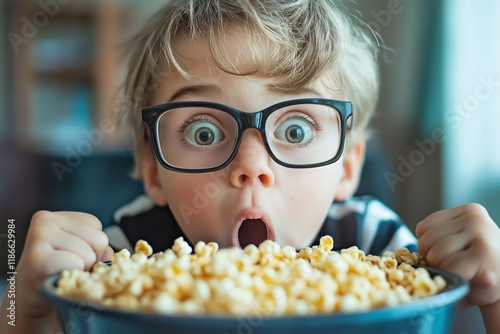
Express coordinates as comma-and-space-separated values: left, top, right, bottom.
56, 236, 446, 316
135, 239, 153, 256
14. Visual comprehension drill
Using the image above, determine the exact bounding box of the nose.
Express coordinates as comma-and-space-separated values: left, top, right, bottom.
229, 130, 275, 188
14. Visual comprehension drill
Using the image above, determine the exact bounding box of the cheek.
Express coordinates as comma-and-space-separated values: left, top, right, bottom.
159, 173, 197, 205
283, 164, 342, 203
157, 170, 227, 242
276, 164, 343, 247
160, 171, 230, 215
157, 170, 205, 222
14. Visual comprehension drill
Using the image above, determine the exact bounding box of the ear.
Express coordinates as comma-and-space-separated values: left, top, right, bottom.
334, 137, 366, 201
141, 143, 169, 206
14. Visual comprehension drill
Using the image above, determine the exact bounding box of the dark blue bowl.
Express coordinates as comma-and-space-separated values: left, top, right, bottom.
43, 266, 468, 334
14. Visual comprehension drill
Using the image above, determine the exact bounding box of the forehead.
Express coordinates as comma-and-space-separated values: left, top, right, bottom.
152, 29, 342, 104
170, 27, 267, 77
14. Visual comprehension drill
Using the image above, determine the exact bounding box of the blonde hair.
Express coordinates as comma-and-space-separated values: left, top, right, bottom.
120, 0, 380, 178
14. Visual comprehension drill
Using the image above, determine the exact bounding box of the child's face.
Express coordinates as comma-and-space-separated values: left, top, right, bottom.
142, 31, 365, 249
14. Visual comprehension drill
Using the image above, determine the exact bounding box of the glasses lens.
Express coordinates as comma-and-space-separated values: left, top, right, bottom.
266, 103, 342, 165
157, 107, 238, 169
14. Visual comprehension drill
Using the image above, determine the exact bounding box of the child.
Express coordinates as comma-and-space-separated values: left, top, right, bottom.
2, 0, 499, 333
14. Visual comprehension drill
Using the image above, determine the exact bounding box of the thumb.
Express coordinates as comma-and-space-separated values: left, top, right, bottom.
99, 246, 115, 262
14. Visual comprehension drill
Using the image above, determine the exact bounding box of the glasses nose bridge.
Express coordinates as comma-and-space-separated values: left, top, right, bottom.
240, 111, 263, 131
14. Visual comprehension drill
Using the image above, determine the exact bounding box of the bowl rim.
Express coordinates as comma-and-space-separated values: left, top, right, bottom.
42, 265, 468, 322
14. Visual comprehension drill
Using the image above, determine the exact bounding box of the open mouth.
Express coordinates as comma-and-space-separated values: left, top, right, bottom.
234, 219, 271, 248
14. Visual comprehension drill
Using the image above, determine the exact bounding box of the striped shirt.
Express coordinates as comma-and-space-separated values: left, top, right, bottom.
104, 195, 418, 254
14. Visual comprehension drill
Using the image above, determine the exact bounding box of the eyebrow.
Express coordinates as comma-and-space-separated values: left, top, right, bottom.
167, 84, 325, 103
168, 85, 223, 102
274, 87, 323, 98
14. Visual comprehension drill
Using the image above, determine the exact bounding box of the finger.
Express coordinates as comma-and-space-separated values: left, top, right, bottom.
58, 211, 103, 230
416, 206, 464, 238
58, 222, 110, 263
100, 246, 115, 262
418, 219, 465, 258
29, 248, 87, 287
439, 248, 481, 282
415, 204, 487, 238
49, 233, 98, 271
28, 211, 105, 249
425, 232, 473, 268
46, 250, 86, 274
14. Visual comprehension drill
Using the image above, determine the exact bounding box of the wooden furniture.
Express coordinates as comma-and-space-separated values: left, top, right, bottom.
12, 0, 131, 151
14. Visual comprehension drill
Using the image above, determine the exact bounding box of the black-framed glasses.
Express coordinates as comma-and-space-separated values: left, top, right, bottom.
142, 98, 353, 173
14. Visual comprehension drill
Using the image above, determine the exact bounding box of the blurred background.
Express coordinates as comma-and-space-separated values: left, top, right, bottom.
0, 0, 499, 332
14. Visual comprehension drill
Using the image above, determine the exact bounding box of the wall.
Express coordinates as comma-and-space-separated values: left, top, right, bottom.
0, 0, 8, 139
348, 0, 443, 230
442, 0, 500, 224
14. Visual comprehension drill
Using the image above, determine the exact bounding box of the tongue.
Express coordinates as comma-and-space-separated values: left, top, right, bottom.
238, 219, 268, 248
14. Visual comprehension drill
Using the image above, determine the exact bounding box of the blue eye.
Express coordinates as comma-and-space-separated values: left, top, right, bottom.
185, 121, 224, 146
274, 117, 314, 144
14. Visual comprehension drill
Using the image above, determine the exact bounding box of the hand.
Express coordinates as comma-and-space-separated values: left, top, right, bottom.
416, 203, 500, 308
15, 211, 114, 318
